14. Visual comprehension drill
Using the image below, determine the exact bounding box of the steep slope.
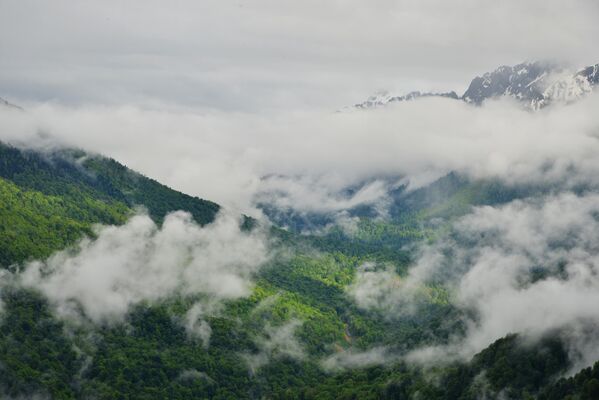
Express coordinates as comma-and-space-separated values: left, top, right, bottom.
539, 360, 599, 400
462, 62, 549, 106
0, 142, 595, 400
0, 142, 219, 266
0, 177, 128, 266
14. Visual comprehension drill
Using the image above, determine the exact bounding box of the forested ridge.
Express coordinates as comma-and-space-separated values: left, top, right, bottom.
0, 141, 596, 399
0, 142, 218, 266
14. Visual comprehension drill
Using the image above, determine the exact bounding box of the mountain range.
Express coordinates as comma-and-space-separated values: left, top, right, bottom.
0, 143, 596, 399
1, 61, 599, 399
353, 61, 599, 110
0, 96, 23, 111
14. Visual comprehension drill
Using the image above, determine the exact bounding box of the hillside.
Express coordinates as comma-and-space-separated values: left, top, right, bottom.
0, 142, 219, 266
0, 141, 594, 399
2, 0, 598, 398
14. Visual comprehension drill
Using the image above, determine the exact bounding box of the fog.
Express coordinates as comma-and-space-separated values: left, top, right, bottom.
18, 211, 270, 324
1, 0, 599, 391
351, 192, 599, 371
2, 91, 599, 218
243, 320, 305, 373
3, 75, 599, 372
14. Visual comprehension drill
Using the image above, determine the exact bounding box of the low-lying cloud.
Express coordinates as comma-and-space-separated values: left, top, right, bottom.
18, 211, 270, 324
3, 81, 599, 372
184, 300, 222, 348
353, 192, 599, 370
321, 346, 399, 372
243, 319, 305, 373
3, 91, 599, 219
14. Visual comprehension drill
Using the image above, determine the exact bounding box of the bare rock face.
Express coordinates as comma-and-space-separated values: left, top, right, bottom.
462, 62, 550, 106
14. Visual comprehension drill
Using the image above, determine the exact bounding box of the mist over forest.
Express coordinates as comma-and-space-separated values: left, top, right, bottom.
1, 1, 599, 399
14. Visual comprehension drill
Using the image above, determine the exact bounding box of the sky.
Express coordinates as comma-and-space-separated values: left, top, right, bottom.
1, 0, 598, 112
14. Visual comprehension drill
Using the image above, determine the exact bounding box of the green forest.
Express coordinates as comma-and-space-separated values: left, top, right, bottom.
0, 141, 597, 399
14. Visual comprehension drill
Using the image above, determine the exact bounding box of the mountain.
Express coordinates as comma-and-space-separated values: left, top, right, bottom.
0, 142, 219, 266
353, 90, 459, 109
2, 58, 599, 397
353, 61, 599, 110
463, 61, 599, 109
0, 140, 594, 399
462, 61, 550, 106
538, 63, 599, 108
0, 97, 23, 111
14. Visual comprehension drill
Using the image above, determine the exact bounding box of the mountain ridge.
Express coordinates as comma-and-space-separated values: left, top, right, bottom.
352, 61, 599, 110
0, 139, 596, 399
0, 96, 23, 111
0, 141, 219, 266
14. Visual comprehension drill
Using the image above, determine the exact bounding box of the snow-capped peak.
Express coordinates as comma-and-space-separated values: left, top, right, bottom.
351, 61, 599, 111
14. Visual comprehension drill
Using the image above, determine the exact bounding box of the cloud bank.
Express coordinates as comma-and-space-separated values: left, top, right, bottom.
18, 211, 269, 324
3, 91, 599, 217
352, 192, 599, 370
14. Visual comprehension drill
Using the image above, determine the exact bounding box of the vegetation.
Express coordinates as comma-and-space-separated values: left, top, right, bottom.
0, 141, 593, 399
539, 360, 599, 400
0, 142, 218, 266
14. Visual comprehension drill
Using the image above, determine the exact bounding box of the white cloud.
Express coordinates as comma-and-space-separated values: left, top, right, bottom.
254, 175, 393, 214
382, 193, 599, 370
243, 320, 305, 373
176, 369, 213, 384
18, 211, 270, 324
184, 301, 222, 348
348, 263, 409, 313
3, 92, 599, 216
321, 346, 398, 371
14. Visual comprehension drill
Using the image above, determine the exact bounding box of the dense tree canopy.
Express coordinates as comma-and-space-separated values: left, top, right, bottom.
0, 142, 592, 399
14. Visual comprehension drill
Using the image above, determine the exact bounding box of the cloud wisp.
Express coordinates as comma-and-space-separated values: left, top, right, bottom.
321, 346, 399, 372
243, 319, 305, 374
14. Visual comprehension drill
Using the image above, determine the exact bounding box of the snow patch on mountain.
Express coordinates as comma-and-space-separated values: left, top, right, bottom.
537, 70, 594, 109
351, 90, 458, 110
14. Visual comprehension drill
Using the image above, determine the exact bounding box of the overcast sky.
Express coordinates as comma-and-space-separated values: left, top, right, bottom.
1, 0, 598, 112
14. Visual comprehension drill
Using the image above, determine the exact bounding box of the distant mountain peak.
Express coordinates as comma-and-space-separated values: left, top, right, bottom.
462, 61, 552, 106
462, 61, 599, 109
352, 90, 458, 109
352, 61, 599, 111
0, 97, 24, 111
